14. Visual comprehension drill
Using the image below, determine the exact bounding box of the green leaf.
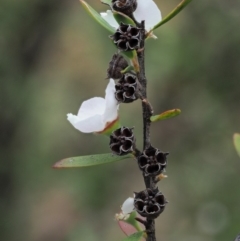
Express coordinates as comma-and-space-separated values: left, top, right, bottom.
121, 65, 134, 74
80, 0, 115, 33
101, 0, 111, 5
121, 51, 139, 73
113, 11, 136, 26
233, 133, 240, 158
151, 109, 181, 122
152, 0, 193, 30
122, 50, 136, 60
122, 231, 145, 241
53, 153, 133, 168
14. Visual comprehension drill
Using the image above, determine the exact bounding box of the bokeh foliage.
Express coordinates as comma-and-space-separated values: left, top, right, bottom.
1, 0, 240, 241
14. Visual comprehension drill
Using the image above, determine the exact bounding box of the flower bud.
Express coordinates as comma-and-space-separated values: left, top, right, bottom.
112, 0, 137, 16
134, 188, 167, 219
110, 23, 141, 51
110, 126, 135, 155
121, 197, 135, 215
115, 73, 138, 103
107, 54, 128, 79
138, 146, 168, 177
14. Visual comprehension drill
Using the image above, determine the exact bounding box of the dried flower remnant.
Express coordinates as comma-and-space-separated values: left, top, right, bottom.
138, 146, 168, 177
110, 23, 141, 51
115, 73, 139, 103
134, 188, 167, 219
110, 126, 135, 155
112, 0, 137, 16
107, 54, 128, 79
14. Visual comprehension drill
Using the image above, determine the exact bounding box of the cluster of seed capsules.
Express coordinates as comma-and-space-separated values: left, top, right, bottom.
109, 126, 168, 219
106, 0, 168, 220
107, 54, 139, 103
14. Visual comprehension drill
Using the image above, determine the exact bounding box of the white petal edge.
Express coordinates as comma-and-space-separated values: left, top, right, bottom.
121, 197, 134, 215
103, 79, 119, 123
133, 0, 162, 31
67, 113, 105, 133
100, 10, 119, 29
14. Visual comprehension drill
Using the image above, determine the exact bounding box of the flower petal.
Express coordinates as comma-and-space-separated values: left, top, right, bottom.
67, 113, 105, 133
77, 97, 106, 119
100, 10, 119, 29
133, 0, 162, 31
67, 80, 119, 133
103, 79, 119, 123
121, 197, 134, 214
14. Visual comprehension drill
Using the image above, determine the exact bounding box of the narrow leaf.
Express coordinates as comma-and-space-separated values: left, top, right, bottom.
152, 0, 193, 30
151, 109, 181, 122
121, 65, 134, 74
233, 133, 240, 158
113, 11, 136, 26
122, 50, 136, 60
80, 0, 115, 33
53, 153, 133, 168
129, 51, 140, 72
122, 231, 145, 241
101, 0, 111, 6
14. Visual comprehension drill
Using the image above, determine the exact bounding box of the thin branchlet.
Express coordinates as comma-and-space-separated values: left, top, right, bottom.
135, 20, 157, 241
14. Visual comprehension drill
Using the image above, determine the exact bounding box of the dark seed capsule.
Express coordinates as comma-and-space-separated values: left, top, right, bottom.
110, 23, 141, 52
115, 73, 139, 103
134, 188, 167, 219
107, 54, 128, 79
110, 126, 135, 155
112, 0, 137, 16
138, 146, 168, 177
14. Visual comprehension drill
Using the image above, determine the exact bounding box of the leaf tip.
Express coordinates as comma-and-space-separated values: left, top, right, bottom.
52, 159, 65, 169
150, 108, 181, 122
233, 133, 240, 146
79, 0, 86, 7
233, 133, 240, 139
176, 108, 181, 113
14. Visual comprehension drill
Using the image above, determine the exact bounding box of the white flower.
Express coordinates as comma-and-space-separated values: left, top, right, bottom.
67, 79, 118, 133
115, 197, 135, 220
121, 197, 135, 215
100, 0, 162, 32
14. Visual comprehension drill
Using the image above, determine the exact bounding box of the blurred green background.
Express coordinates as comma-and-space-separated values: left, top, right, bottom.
1, 0, 240, 240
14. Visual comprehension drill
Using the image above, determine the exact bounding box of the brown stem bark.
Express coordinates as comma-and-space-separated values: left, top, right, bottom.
136, 20, 157, 241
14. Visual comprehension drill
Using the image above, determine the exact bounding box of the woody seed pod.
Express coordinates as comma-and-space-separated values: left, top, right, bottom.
107, 54, 128, 79
110, 23, 141, 51
112, 0, 137, 16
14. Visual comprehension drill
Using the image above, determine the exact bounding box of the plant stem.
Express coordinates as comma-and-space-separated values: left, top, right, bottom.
146, 219, 157, 241
136, 22, 151, 151
136, 20, 157, 241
